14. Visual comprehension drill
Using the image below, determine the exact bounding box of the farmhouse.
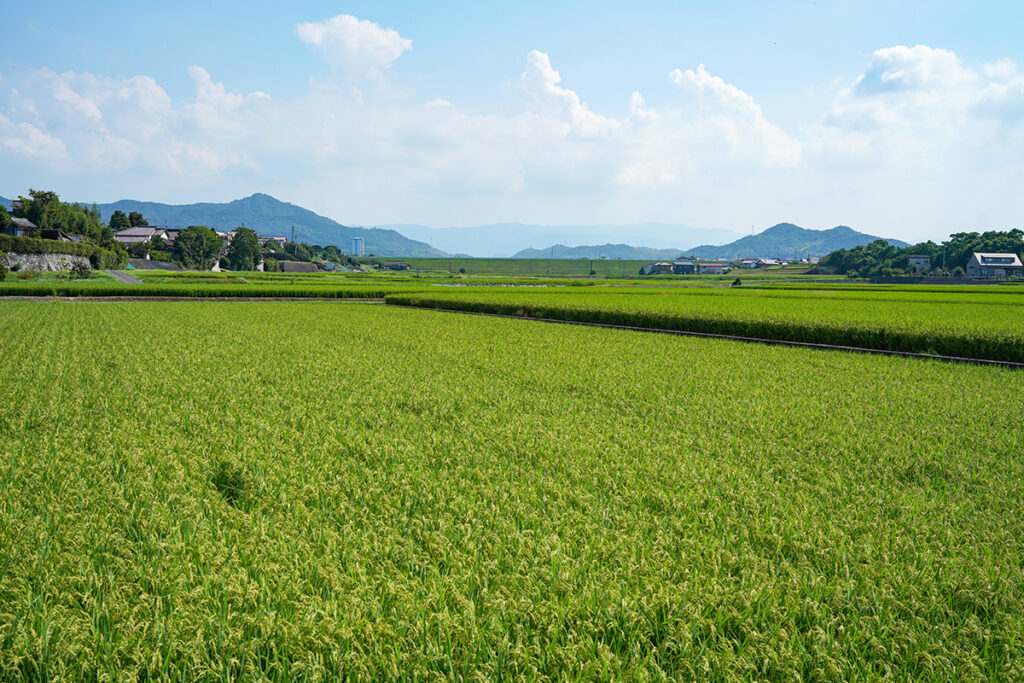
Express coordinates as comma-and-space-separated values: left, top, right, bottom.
5, 217, 38, 237
672, 260, 695, 274
114, 227, 170, 245
644, 262, 673, 275
698, 262, 726, 275
966, 252, 1023, 279
906, 254, 931, 272
740, 258, 759, 269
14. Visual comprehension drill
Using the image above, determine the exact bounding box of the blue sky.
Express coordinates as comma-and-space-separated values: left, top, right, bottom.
2, 1, 1024, 241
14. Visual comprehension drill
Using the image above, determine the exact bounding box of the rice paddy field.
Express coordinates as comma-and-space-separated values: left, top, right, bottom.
2, 299, 1024, 680
387, 285, 1024, 362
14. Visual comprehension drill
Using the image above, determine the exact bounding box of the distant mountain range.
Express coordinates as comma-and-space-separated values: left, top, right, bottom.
680, 223, 908, 259
512, 244, 684, 260
90, 194, 446, 257
384, 222, 742, 258
3, 192, 908, 261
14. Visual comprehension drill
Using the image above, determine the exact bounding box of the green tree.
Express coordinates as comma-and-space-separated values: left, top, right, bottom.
284, 241, 311, 260
128, 211, 147, 227
126, 241, 150, 258
15, 189, 59, 226
0, 206, 10, 235
226, 228, 261, 271
322, 245, 342, 262
174, 225, 222, 270
109, 210, 131, 231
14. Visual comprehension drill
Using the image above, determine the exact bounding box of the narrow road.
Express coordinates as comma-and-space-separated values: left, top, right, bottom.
104, 270, 143, 284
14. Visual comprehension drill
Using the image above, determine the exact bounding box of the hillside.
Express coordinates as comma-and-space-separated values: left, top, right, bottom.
681, 223, 908, 259
385, 222, 741, 257
93, 193, 446, 257
511, 243, 683, 260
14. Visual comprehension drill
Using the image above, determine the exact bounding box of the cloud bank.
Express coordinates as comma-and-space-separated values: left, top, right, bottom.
1, 25, 1022, 241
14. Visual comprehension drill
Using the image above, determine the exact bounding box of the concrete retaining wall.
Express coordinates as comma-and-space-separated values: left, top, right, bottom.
1, 252, 91, 272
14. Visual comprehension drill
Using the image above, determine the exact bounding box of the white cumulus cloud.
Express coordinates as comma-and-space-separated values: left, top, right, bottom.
297, 14, 412, 74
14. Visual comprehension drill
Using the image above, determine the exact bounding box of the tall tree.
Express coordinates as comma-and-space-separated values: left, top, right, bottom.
109, 210, 131, 231
128, 211, 147, 227
0, 206, 10, 235
173, 225, 222, 270
226, 227, 261, 271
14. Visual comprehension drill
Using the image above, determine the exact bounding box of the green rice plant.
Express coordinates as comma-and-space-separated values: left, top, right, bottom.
1, 301, 1023, 679
210, 458, 254, 508
386, 286, 1024, 361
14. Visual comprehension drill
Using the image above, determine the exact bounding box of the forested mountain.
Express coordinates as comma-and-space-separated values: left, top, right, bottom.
93, 193, 446, 257
682, 223, 908, 259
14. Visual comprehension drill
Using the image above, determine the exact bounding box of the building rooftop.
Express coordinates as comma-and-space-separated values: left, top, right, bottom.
973, 252, 1023, 266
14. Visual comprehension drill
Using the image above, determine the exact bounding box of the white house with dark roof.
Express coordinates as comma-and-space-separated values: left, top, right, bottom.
966, 252, 1023, 279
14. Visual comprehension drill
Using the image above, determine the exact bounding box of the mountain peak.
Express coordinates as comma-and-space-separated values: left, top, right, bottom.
236, 192, 283, 205
89, 195, 447, 256
681, 222, 907, 259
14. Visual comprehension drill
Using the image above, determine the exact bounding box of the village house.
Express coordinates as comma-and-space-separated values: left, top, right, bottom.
906, 254, 931, 272
5, 216, 38, 237
672, 260, 695, 274
113, 227, 171, 246
698, 262, 726, 275
965, 252, 1024, 279
644, 262, 674, 275
259, 235, 287, 248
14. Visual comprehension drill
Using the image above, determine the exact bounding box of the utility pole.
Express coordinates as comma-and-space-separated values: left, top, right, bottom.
291, 226, 296, 243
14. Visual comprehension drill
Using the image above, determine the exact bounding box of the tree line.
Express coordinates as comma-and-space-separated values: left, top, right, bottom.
822, 230, 1024, 278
